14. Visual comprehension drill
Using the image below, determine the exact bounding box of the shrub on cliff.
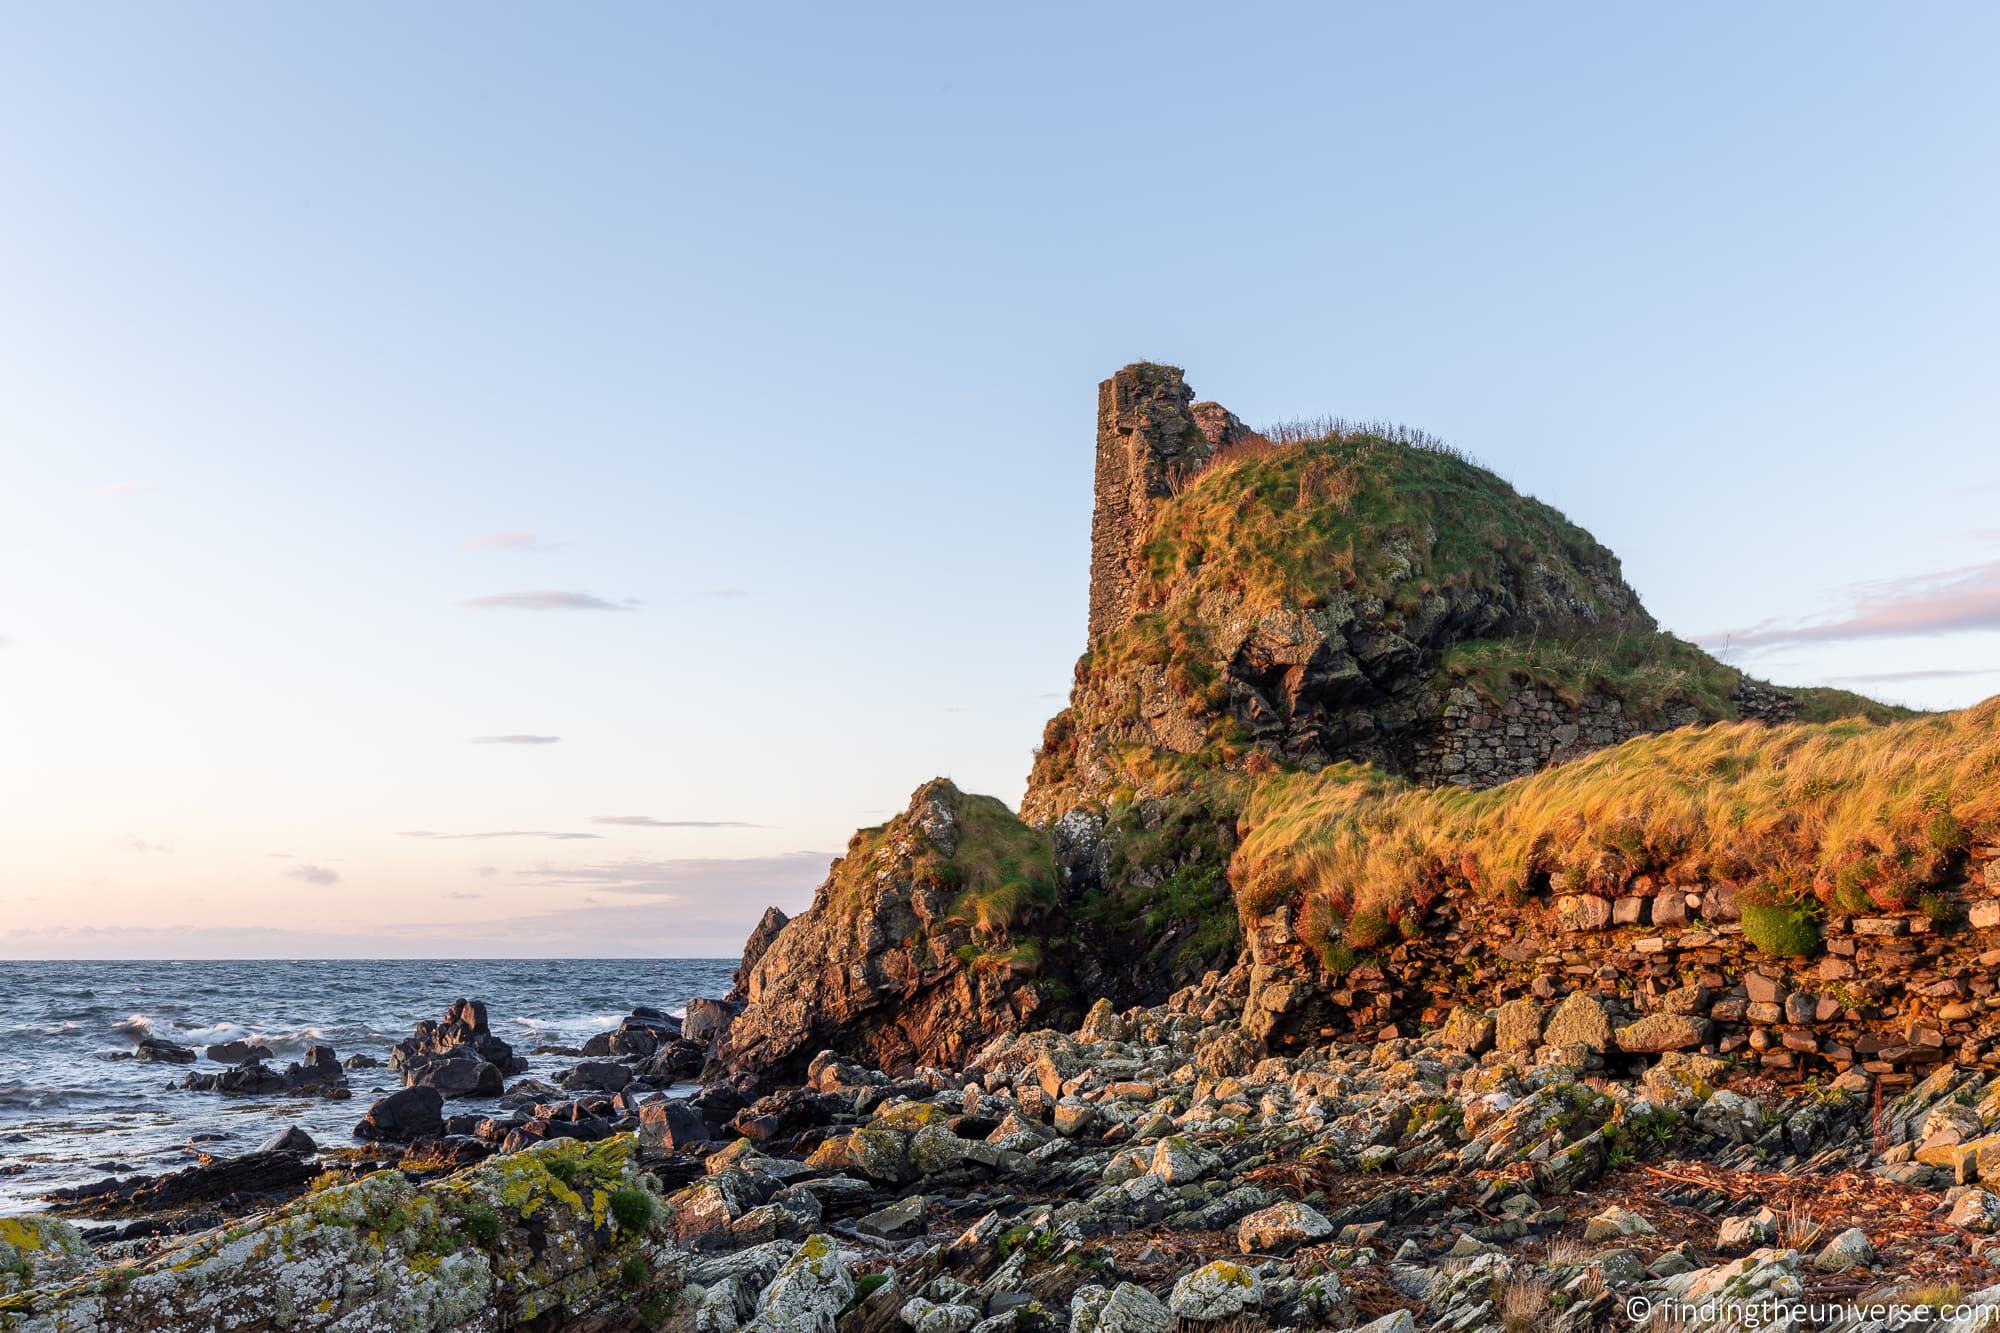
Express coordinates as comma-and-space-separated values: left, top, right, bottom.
1235, 698, 2000, 962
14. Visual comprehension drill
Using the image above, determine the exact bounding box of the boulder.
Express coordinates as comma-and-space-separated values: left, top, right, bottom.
1070, 1282, 1172, 1333
1438, 1006, 1495, 1055
134, 1036, 198, 1064
1494, 998, 1544, 1051
0, 1215, 88, 1297
1543, 992, 1612, 1053
1813, 1227, 1876, 1271
747, 1233, 852, 1332
404, 1054, 503, 1099
636, 1099, 713, 1155
562, 1060, 634, 1093
1950, 1190, 2000, 1233
1168, 1260, 1263, 1321
1616, 1013, 1711, 1054
6, 1139, 681, 1328
683, 997, 737, 1045
1237, 1200, 1333, 1253
355, 1086, 445, 1142
206, 1040, 275, 1065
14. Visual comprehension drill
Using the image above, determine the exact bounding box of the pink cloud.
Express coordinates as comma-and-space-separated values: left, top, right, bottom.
1703, 559, 2000, 650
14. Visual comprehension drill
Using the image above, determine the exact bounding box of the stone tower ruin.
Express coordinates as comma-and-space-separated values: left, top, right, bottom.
1088, 364, 1210, 643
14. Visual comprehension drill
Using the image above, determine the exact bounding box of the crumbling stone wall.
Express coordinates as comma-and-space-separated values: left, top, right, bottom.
1245, 845, 2000, 1093
1410, 685, 1700, 788
1086, 364, 1212, 644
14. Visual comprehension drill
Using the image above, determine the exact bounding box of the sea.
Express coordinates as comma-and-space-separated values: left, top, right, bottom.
0, 957, 736, 1213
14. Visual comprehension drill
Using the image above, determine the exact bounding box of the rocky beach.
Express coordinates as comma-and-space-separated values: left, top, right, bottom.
6, 365, 1999, 1331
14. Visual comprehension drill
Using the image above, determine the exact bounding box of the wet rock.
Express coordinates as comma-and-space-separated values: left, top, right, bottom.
134, 1036, 198, 1064
562, 1059, 633, 1093
389, 998, 525, 1078
205, 1040, 274, 1065
395, 1051, 496, 1099
355, 1086, 445, 1142
47, 1149, 317, 1215
256, 1125, 317, 1155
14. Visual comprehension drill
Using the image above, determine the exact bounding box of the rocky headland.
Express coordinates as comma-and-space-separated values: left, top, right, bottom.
6, 365, 1998, 1332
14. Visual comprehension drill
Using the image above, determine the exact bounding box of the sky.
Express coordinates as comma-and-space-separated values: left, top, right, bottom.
2, 4, 1996, 958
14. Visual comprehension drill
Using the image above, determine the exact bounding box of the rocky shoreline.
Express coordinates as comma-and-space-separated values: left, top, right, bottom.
11, 958, 2000, 1330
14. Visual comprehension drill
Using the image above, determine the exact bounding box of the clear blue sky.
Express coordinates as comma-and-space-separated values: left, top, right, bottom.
3, 4, 1996, 957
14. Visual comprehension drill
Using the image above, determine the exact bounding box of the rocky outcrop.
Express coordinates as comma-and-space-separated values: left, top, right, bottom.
3, 1138, 678, 1331
179, 1043, 348, 1098
390, 998, 525, 1100
1026, 363, 1821, 821
720, 780, 1067, 1080
729, 906, 790, 1003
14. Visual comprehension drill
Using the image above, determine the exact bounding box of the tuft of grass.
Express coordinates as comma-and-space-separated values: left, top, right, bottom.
1234, 699, 2000, 951
1499, 1277, 1550, 1333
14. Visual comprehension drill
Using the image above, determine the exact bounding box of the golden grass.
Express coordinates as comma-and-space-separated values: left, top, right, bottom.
1234, 699, 2000, 951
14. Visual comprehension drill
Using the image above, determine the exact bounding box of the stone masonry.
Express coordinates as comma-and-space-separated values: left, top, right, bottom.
1086, 363, 1213, 645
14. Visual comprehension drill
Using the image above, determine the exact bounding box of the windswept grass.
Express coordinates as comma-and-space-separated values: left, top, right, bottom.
1235, 699, 2000, 960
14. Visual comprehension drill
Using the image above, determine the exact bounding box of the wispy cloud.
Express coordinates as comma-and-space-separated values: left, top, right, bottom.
285, 864, 341, 886
463, 531, 549, 553
706, 588, 751, 599
475, 865, 499, 878
1702, 559, 2000, 651
446, 891, 482, 900
472, 734, 562, 745
0, 856, 826, 958
88, 482, 157, 497
120, 836, 172, 854
463, 590, 636, 612
401, 829, 602, 841
516, 851, 828, 897
1823, 667, 2000, 685
589, 815, 761, 829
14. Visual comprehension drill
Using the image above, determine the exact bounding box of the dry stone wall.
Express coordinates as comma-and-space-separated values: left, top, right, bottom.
1409, 684, 1699, 788
1245, 845, 2000, 1095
